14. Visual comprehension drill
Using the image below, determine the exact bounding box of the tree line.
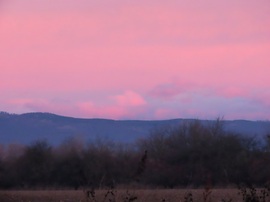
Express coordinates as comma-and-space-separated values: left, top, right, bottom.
0, 119, 269, 189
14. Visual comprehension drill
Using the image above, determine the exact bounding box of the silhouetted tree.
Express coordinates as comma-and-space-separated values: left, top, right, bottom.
17, 140, 53, 188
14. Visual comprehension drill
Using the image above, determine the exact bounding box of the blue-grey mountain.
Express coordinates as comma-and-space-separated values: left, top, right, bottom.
0, 112, 269, 145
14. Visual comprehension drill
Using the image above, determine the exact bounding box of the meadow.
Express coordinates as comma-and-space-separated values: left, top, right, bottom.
0, 188, 242, 202
1, 120, 269, 202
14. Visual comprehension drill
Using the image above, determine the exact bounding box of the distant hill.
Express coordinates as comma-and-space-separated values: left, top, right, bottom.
0, 112, 269, 145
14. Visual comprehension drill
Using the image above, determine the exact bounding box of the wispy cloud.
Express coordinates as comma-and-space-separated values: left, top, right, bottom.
149, 81, 192, 99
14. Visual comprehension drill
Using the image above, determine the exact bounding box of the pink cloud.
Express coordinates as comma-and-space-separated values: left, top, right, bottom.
75, 99, 148, 119
112, 91, 146, 107
2, 92, 148, 119
76, 102, 128, 119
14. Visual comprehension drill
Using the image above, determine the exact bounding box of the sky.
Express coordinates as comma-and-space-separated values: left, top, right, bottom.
0, 0, 270, 120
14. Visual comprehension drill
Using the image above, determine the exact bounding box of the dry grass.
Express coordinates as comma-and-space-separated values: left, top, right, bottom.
0, 189, 243, 202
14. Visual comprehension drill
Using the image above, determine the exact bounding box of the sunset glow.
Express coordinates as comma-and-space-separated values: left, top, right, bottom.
1, 0, 270, 120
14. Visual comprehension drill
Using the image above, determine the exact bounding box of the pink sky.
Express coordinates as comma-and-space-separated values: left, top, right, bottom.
0, 0, 270, 120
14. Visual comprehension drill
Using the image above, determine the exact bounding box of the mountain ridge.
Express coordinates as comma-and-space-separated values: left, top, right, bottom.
0, 111, 269, 145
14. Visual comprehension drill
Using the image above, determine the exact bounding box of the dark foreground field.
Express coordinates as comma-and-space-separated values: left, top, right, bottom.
0, 189, 242, 202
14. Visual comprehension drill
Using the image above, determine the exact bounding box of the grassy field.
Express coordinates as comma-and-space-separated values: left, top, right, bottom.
0, 189, 243, 202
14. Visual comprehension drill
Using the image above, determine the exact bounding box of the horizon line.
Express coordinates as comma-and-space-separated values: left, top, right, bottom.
1, 111, 269, 122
